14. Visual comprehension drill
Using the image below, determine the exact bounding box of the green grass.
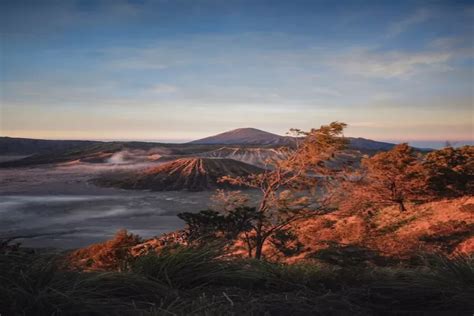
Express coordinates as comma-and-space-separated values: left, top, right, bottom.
1, 246, 473, 315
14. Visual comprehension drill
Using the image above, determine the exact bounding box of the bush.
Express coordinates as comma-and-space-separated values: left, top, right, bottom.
424, 146, 474, 197
67, 229, 141, 271
177, 207, 257, 246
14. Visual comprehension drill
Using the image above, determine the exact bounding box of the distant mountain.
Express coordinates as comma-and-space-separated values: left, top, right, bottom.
94, 158, 263, 191
0, 138, 211, 168
0, 137, 99, 155
346, 137, 395, 153
188, 128, 295, 146
188, 128, 399, 153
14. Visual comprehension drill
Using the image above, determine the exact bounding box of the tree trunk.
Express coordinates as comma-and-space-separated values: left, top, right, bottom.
254, 210, 265, 260
254, 230, 263, 259
244, 235, 253, 258
254, 232, 271, 260
398, 200, 406, 212
255, 243, 263, 260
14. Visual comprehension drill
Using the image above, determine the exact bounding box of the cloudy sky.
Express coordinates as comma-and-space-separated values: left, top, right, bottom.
1, 0, 473, 146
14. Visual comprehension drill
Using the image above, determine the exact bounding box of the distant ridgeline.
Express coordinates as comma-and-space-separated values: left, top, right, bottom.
0, 129, 425, 168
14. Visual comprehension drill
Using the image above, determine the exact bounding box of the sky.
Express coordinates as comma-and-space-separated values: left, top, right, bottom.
0, 0, 473, 147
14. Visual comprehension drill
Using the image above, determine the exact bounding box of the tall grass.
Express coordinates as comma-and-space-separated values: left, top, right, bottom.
421, 253, 474, 288
130, 245, 258, 289
0, 252, 174, 315
1, 247, 473, 315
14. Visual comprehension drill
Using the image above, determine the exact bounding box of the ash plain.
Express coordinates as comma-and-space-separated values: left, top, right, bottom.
0, 160, 219, 249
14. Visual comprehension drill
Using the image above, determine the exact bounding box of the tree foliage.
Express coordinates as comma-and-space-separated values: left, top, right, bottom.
423, 146, 474, 197
177, 207, 258, 248
214, 121, 348, 259
353, 143, 427, 212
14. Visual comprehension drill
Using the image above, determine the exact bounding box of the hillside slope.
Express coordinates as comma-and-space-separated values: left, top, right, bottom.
95, 158, 263, 191
292, 196, 474, 260
129, 197, 474, 260
197, 147, 290, 167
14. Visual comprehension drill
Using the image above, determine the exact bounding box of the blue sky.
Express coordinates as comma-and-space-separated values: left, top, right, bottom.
0, 0, 473, 146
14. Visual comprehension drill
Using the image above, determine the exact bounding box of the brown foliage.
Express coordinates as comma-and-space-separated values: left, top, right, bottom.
424, 145, 474, 197
351, 143, 427, 212
68, 229, 141, 271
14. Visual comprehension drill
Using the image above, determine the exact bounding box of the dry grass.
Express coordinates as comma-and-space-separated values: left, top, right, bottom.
294, 196, 474, 259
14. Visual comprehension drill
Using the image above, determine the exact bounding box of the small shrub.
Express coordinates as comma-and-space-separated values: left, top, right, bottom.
67, 229, 142, 271
269, 229, 304, 257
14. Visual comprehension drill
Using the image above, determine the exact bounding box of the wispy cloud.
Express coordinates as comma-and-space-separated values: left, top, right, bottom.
387, 9, 432, 37
429, 36, 474, 59
331, 49, 452, 79
150, 84, 178, 94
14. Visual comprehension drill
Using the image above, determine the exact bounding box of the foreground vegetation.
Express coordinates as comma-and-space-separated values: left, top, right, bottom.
1, 244, 473, 315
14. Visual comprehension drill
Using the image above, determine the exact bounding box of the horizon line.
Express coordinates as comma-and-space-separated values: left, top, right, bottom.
1, 134, 473, 145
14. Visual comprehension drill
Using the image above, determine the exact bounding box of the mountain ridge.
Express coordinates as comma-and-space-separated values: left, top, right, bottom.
188, 128, 296, 146
188, 128, 403, 153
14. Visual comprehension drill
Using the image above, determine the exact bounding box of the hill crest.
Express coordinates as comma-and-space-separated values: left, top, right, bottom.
188, 128, 295, 146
